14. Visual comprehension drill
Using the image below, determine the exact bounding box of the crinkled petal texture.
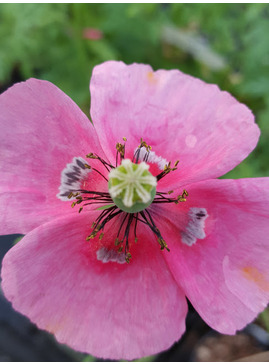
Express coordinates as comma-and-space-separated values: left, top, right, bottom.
161, 177, 269, 334
90, 61, 260, 188
1, 211, 187, 360
0, 79, 106, 235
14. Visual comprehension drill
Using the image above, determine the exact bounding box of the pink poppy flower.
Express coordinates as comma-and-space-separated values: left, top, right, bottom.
1, 61, 269, 360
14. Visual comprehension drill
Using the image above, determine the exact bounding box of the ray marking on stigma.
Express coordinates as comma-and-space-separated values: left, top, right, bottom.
64, 138, 189, 264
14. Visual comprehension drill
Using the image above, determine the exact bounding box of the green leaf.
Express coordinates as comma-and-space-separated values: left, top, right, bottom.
82, 354, 96, 362
96, 204, 115, 210
13, 235, 24, 245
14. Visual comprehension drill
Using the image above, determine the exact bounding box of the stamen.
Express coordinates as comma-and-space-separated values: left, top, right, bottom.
90, 208, 134, 264
59, 138, 190, 264
156, 160, 179, 181
115, 137, 127, 167
134, 212, 138, 242
69, 189, 113, 210
139, 210, 170, 252
86, 206, 121, 241
153, 189, 188, 204
91, 168, 108, 182
123, 213, 134, 255
86, 153, 114, 171
117, 213, 129, 239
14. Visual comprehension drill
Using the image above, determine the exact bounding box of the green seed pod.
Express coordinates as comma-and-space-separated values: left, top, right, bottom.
108, 159, 157, 213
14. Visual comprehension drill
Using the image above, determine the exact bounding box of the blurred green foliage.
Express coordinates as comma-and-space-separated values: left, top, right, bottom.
0, 3, 268, 179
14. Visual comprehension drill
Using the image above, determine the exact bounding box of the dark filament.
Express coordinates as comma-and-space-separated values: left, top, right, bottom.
69, 138, 187, 263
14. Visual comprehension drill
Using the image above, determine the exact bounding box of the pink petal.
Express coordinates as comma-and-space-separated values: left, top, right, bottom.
1, 211, 187, 360
90, 61, 259, 187
161, 177, 269, 334
0, 79, 106, 234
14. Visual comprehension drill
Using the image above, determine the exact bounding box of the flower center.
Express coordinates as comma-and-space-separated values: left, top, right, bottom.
108, 159, 157, 213
59, 138, 191, 264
